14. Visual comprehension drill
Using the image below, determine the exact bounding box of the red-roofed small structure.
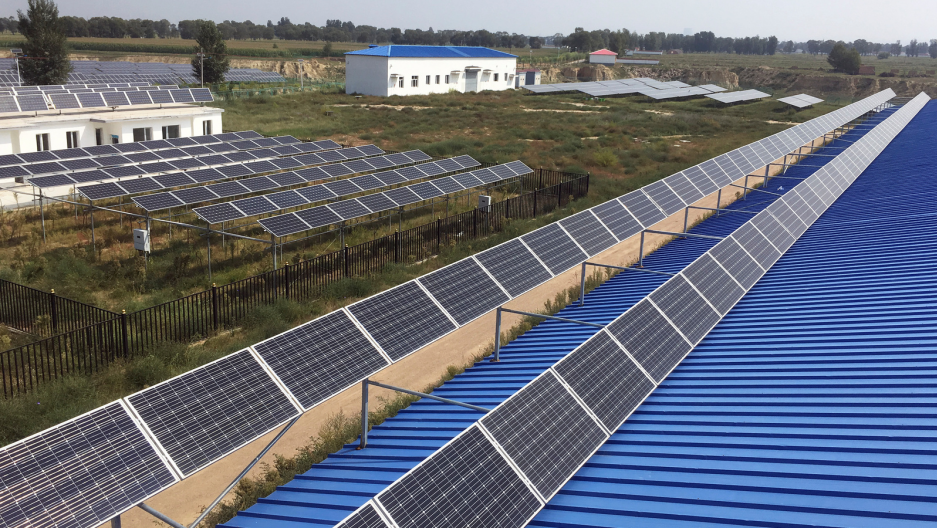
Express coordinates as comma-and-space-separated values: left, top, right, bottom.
589, 49, 618, 65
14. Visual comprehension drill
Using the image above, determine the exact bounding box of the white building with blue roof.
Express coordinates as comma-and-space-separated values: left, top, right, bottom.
345, 45, 517, 96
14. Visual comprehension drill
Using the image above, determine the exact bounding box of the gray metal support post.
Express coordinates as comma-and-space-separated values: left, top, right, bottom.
716, 188, 722, 213
579, 261, 587, 307
359, 379, 369, 449
367, 380, 492, 413
89, 201, 96, 252
743, 174, 749, 200
110, 516, 121, 528
39, 189, 46, 243
271, 233, 277, 270
764, 164, 770, 187
206, 232, 212, 283
638, 230, 646, 267
492, 307, 502, 362
682, 207, 689, 234
137, 504, 184, 528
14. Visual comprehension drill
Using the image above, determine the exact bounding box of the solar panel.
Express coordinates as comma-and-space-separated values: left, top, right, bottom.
750, 209, 796, 252
707, 236, 764, 290
431, 176, 464, 194
296, 185, 337, 202
619, 190, 666, 227
266, 190, 307, 209
117, 177, 162, 194
77, 92, 106, 107
0, 95, 18, 113
366, 156, 395, 170
664, 172, 705, 205
357, 192, 397, 213
259, 213, 310, 237
191, 88, 214, 102
60, 158, 101, 171
349, 174, 384, 191
169, 158, 205, 170
187, 168, 224, 183
153, 172, 194, 188
223, 151, 257, 163
648, 274, 720, 344
133, 193, 183, 211
240, 176, 278, 192
335, 502, 389, 528
215, 164, 251, 179
409, 181, 444, 200
471, 168, 500, 184
383, 153, 411, 165
49, 92, 81, 109
104, 165, 146, 178
324, 179, 363, 196
18, 151, 57, 163
403, 150, 433, 162
196, 202, 244, 224
732, 222, 782, 270
605, 299, 692, 382
418, 258, 509, 326
414, 162, 444, 177
374, 170, 407, 186
69, 169, 109, 183
16, 94, 49, 111
344, 159, 374, 173
169, 89, 194, 103
328, 199, 372, 220
376, 425, 541, 528
78, 182, 126, 200
0, 165, 29, 179
521, 223, 587, 275
0, 402, 178, 528
347, 281, 457, 361
172, 186, 218, 205
452, 172, 484, 188
126, 349, 298, 477
254, 309, 389, 410
489, 164, 515, 180
126, 91, 153, 105
643, 180, 685, 215
25, 161, 65, 175
29, 174, 75, 188
591, 199, 641, 241
435, 158, 462, 172
558, 211, 617, 257
453, 155, 480, 168
481, 370, 607, 499
384, 187, 421, 206
780, 191, 818, 227
318, 150, 347, 163
682, 165, 719, 195
505, 160, 533, 175
397, 166, 427, 181
296, 205, 342, 229
102, 91, 130, 106
149, 90, 175, 104
197, 154, 230, 166
296, 166, 329, 182
553, 330, 655, 431
680, 253, 745, 316
357, 144, 384, 156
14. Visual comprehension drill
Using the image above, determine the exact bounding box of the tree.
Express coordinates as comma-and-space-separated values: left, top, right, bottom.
907, 39, 919, 57
930, 40, 937, 59
191, 20, 229, 84
807, 40, 820, 54
528, 36, 542, 49
17, 0, 71, 86
766, 36, 778, 55
890, 41, 902, 55
783, 40, 795, 53
827, 42, 861, 74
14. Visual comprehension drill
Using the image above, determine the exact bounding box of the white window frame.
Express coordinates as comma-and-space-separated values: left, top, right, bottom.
202, 120, 212, 135
36, 133, 49, 151
66, 131, 79, 149
435, 75, 440, 84
161, 125, 180, 139
494, 73, 499, 82
411, 76, 418, 87
445, 75, 450, 84
399, 77, 404, 88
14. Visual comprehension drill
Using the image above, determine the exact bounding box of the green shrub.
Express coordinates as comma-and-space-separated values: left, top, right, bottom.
593, 148, 618, 167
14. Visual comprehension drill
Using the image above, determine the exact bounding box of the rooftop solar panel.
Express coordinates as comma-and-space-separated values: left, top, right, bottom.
553, 330, 655, 431
348, 281, 457, 361
335, 503, 389, 528
0, 95, 18, 113
475, 238, 552, 297
480, 371, 607, 498
49, 92, 81, 109
605, 299, 691, 382
708, 236, 764, 290
648, 274, 720, 344
76, 92, 106, 107
681, 253, 745, 315
16, 94, 49, 111
126, 349, 298, 477
732, 222, 782, 269
376, 426, 541, 528
102, 91, 130, 106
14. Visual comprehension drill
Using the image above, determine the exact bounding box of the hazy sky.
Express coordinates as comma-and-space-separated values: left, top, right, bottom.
8, 0, 937, 43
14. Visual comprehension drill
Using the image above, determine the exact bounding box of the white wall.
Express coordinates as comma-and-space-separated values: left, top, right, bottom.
3, 110, 223, 154
346, 55, 516, 96
589, 54, 617, 65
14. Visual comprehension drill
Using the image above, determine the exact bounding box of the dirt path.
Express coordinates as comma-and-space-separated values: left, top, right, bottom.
520, 107, 600, 114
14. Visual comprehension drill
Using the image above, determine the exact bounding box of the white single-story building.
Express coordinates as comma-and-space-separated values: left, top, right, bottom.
0, 104, 223, 155
515, 68, 542, 88
589, 49, 618, 65
345, 45, 517, 96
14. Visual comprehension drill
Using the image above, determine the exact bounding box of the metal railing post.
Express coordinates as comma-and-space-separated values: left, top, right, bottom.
49, 289, 58, 334
358, 379, 369, 449
120, 310, 129, 359
579, 262, 587, 307
210, 283, 219, 332
492, 307, 502, 362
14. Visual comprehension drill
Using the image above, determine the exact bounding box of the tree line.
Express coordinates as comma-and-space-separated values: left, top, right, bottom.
799, 39, 937, 58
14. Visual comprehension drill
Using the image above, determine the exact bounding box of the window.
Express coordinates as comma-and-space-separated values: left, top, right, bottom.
161, 125, 180, 139
35, 133, 49, 151
426, 75, 431, 85
202, 120, 212, 135
411, 76, 419, 87
494, 73, 499, 82
435, 75, 440, 84
95, 128, 102, 146
445, 75, 450, 84
399, 77, 404, 88
66, 131, 79, 149
133, 127, 152, 142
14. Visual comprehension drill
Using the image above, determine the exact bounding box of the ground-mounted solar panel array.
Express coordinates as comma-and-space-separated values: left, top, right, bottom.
523, 77, 730, 100
0, 58, 285, 87
779, 93, 825, 108
331, 90, 927, 528
0, 88, 907, 528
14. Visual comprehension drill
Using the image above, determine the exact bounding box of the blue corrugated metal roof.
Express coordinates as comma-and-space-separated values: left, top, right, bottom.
345, 45, 516, 58
220, 104, 914, 528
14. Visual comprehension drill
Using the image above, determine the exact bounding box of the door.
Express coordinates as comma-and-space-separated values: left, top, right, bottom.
526, 71, 535, 85
464, 70, 478, 93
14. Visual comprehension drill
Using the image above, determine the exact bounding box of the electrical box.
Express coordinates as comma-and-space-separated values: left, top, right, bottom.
133, 229, 150, 252
478, 195, 492, 212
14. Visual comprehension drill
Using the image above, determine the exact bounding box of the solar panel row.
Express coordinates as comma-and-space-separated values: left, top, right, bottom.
0, 89, 909, 528
257, 160, 528, 236
524, 77, 726, 99
0, 88, 213, 115
194, 153, 475, 223
335, 90, 924, 528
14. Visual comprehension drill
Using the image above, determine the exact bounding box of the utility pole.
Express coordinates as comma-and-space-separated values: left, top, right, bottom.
197, 48, 205, 88
297, 59, 304, 91
11, 49, 22, 85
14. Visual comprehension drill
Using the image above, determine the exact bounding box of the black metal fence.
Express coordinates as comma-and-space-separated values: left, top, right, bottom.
0, 169, 588, 397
